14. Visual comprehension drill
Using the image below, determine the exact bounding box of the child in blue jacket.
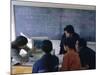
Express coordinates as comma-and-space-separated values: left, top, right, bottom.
32, 40, 59, 73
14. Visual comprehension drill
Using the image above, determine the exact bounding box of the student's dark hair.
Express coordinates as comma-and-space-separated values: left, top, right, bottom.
64, 37, 76, 49
42, 40, 53, 53
64, 25, 74, 33
12, 36, 28, 47
78, 38, 87, 47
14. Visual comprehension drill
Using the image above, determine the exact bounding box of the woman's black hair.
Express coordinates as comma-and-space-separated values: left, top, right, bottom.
64, 37, 76, 49
42, 40, 53, 53
64, 25, 75, 33
12, 36, 28, 48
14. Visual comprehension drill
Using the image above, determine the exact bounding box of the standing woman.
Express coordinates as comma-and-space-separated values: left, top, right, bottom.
59, 25, 80, 54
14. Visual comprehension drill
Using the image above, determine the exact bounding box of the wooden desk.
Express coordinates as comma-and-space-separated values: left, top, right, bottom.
11, 54, 63, 74
12, 66, 32, 75
11, 51, 44, 75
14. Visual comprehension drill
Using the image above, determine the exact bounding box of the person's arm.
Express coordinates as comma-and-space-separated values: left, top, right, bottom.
23, 45, 31, 51
23, 45, 33, 57
59, 34, 66, 54
54, 56, 59, 71
11, 49, 22, 65
32, 62, 39, 73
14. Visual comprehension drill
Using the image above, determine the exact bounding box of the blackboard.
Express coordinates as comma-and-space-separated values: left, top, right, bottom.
14, 5, 96, 41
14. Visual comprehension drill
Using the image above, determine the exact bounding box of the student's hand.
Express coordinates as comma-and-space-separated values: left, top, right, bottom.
21, 55, 29, 64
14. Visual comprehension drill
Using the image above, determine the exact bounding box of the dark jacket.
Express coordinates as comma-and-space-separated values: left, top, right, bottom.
32, 54, 59, 73
79, 47, 96, 69
59, 33, 80, 54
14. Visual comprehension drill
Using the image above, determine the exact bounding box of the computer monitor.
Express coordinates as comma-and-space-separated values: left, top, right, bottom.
31, 37, 48, 52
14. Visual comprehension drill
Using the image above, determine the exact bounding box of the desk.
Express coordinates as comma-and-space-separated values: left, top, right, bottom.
11, 51, 44, 74
12, 66, 32, 75
11, 54, 63, 74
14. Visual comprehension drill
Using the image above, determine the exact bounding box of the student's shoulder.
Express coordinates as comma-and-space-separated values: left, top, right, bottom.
87, 47, 95, 52
86, 47, 95, 55
66, 51, 78, 58
33, 59, 43, 69
63, 53, 70, 58
81, 47, 95, 54
74, 52, 80, 58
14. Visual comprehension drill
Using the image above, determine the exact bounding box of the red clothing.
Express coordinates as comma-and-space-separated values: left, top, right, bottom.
61, 49, 81, 71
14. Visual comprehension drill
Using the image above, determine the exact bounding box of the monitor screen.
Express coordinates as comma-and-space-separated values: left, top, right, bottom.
34, 40, 43, 49
31, 37, 48, 51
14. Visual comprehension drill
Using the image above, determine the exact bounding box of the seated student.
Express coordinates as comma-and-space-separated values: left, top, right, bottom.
32, 40, 59, 73
77, 38, 96, 69
61, 37, 81, 71
59, 25, 80, 54
11, 36, 29, 65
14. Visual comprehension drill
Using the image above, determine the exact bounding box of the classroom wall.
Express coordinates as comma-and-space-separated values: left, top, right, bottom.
14, 5, 96, 41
